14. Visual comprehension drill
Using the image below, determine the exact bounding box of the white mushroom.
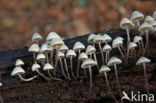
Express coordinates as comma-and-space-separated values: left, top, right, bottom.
15, 59, 24, 67
133, 36, 144, 56
103, 44, 112, 63
36, 53, 46, 65
144, 16, 155, 25
103, 34, 112, 44
46, 32, 61, 42
88, 34, 96, 47
32, 32, 42, 44
127, 42, 137, 59
131, 10, 144, 26
40, 43, 51, 63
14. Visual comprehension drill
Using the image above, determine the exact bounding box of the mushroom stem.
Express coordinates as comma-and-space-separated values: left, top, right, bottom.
138, 42, 141, 57
50, 51, 54, 66
93, 53, 99, 70
76, 60, 80, 78
88, 66, 93, 93
47, 70, 62, 81
133, 48, 136, 58
125, 25, 130, 44
114, 64, 122, 97
108, 51, 110, 62
59, 58, 67, 79
70, 56, 75, 79
0, 96, 4, 103
144, 29, 149, 54
18, 74, 38, 82
118, 46, 126, 61
36, 69, 51, 81
143, 63, 150, 98
54, 46, 59, 76
40, 59, 45, 66
33, 53, 36, 64
64, 58, 71, 80
98, 42, 104, 64
45, 52, 49, 63
137, 18, 140, 27
141, 40, 145, 56
104, 72, 119, 103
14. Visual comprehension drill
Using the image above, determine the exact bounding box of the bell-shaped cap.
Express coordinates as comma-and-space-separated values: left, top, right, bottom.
153, 10, 156, 19
93, 34, 105, 44
28, 44, 40, 53
59, 45, 69, 52
81, 58, 97, 68
43, 63, 54, 71
36, 53, 46, 60
114, 36, 124, 41
128, 42, 137, 50
136, 57, 151, 65
138, 22, 153, 34
131, 10, 144, 21
11, 67, 25, 76
58, 51, 65, 58
144, 16, 155, 24
31, 63, 40, 72
107, 57, 122, 66
103, 44, 112, 52
32, 32, 42, 42
133, 36, 143, 43
66, 50, 76, 58
15, 59, 24, 66
103, 34, 112, 42
120, 18, 134, 30
46, 32, 61, 42
112, 39, 123, 48
86, 45, 96, 55
73, 42, 85, 52
40, 43, 51, 53
50, 38, 64, 49
88, 34, 96, 43
99, 65, 111, 73
78, 52, 88, 61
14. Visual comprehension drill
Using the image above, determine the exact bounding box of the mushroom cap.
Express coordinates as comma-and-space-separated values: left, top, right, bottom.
66, 50, 76, 58
151, 20, 156, 27
103, 34, 112, 42
81, 58, 97, 68
153, 10, 156, 19
58, 51, 65, 58
73, 42, 85, 52
103, 44, 112, 52
131, 10, 144, 21
133, 36, 143, 43
88, 34, 96, 43
40, 43, 51, 53
93, 34, 105, 44
28, 44, 40, 53
78, 52, 88, 61
0, 82, 2, 87
15, 59, 24, 66
43, 63, 54, 71
31, 63, 40, 72
144, 16, 155, 24
50, 38, 64, 49
99, 65, 111, 73
138, 22, 153, 33
86, 45, 96, 55
32, 32, 42, 42
114, 36, 124, 41
107, 57, 122, 66
36, 53, 46, 60
120, 18, 134, 30
128, 42, 137, 50
46, 32, 61, 42
136, 57, 151, 65
11, 67, 25, 76
59, 45, 69, 52
112, 39, 123, 48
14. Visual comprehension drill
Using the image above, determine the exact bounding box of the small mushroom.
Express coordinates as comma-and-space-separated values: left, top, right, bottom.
59, 45, 69, 53
66, 50, 76, 79
81, 58, 97, 92
32, 32, 42, 44
136, 57, 151, 97
99, 65, 118, 103
93, 34, 105, 64
107, 57, 122, 97
36, 53, 46, 65
28, 44, 40, 63
153, 10, 156, 20
46, 32, 61, 42
15, 59, 24, 67
40, 43, 51, 63
131, 10, 144, 26
127, 42, 137, 59
88, 34, 96, 47
144, 16, 155, 25
133, 36, 144, 56
114, 36, 125, 51
32, 63, 51, 81
120, 18, 134, 44
11, 67, 38, 82
73, 41, 85, 54
103, 44, 112, 63
103, 34, 112, 44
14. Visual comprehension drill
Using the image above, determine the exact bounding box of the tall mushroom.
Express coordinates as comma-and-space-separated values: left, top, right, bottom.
131, 10, 144, 27
36, 53, 46, 66
40, 43, 51, 63
136, 57, 151, 97
32, 32, 42, 44
107, 57, 122, 97
103, 44, 112, 63
133, 36, 144, 56
88, 34, 96, 47
103, 34, 112, 44
11, 67, 38, 82
127, 42, 137, 59
99, 65, 118, 103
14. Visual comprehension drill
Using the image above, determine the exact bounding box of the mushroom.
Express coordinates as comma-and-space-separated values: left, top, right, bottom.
66, 50, 76, 79
31, 63, 51, 81
103, 34, 112, 44
107, 57, 122, 97
114, 36, 125, 51
43, 63, 62, 81
59, 45, 69, 53
15, 59, 24, 67
93, 34, 105, 64
131, 10, 144, 26
138, 22, 153, 54
153, 10, 156, 20
133, 36, 144, 56
28, 43, 40, 63
32, 32, 42, 44
81, 58, 97, 92
88, 34, 96, 47
36, 53, 46, 65
46, 32, 61, 42
11, 67, 38, 82
77, 52, 88, 78
144, 16, 155, 25
127, 42, 137, 59
120, 18, 134, 44
58, 51, 67, 80
86, 45, 99, 70
99, 65, 118, 103
73, 41, 85, 55
50, 38, 64, 76
103, 44, 112, 63
136, 57, 151, 97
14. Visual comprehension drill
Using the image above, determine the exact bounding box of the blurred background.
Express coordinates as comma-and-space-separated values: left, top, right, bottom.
0, 0, 155, 50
